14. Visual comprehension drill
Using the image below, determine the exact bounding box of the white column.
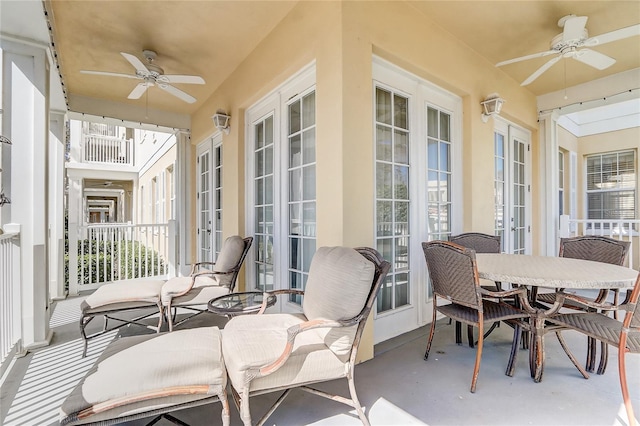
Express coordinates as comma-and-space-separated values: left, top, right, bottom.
538, 111, 560, 256
67, 174, 82, 295
49, 111, 66, 300
2, 40, 52, 348
175, 131, 191, 276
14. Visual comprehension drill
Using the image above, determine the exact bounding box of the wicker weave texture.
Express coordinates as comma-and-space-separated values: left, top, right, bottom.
423, 242, 480, 308
559, 236, 630, 266
548, 313, 640, 352
449, 233, 501, 254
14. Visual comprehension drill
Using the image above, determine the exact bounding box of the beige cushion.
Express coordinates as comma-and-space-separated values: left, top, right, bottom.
222, 314, 347, 393
161, 275, 220, 305
82, 279, 165, 311
60, 327, 225, 422
169, 285, 230, 307
303, 246, 374, 321
214, 236, 245, 272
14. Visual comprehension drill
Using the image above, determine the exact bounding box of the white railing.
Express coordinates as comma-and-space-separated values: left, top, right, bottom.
0, 225, 22, 375
69, 222, 174, 294
82, 134, 133, 165
559, 215, 640, 269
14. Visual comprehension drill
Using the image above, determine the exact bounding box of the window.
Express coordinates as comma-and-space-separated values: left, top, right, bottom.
214, 144, 223, 258
375, 86, 410, 313
167, 165, 175, 220
140, 185, 145, 223
426, 106, 452, 241
586, 150, 636, 226
152, 177, 158, 223
288, 91, 316, 303
494, 132, 505, 242
159, 171, 166, 223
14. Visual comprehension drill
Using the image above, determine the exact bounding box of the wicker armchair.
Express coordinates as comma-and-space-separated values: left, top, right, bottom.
536, 235, 630, 373
546, 272, 640, 426
448, 233, 503, 346
421, 241, 530, 392
221, 246, 390, 426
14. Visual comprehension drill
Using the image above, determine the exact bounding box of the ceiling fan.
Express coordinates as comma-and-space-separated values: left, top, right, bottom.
496, 15, 640, 86
81, 50, 205, 103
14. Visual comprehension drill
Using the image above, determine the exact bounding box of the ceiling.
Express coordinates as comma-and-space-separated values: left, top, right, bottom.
8, 1, 640, 118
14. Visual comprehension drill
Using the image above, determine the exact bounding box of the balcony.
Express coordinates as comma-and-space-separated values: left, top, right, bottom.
0, 296, 638, 425
82, 133, 133, 166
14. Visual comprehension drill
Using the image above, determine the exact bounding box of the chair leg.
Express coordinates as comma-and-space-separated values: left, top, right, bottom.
470, 322, 483, 393
618, 336, 636, 426
597, 341, 608, 375
455, 321, 462, 345
348, 370, 371, 426
424, 309, 438, 360
219, 388, 231, 426
167, 302, 174, 332
240, 388, 252, 426
586, 336, 597, 372
467, 325, 474, 348
505, 324, 521, 377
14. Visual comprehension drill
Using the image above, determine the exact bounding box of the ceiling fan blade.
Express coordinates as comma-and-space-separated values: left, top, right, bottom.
563, 15, 588, 41
128, 82, 149, 99
496, 50, 557, 67
157, 83, 196, 104
573, 48, 616, 70
121, 52, 149, 73
586, 24, 640, 46
521, 56, 561, 86
80, 70, 139, 79
158, 75, 205, 84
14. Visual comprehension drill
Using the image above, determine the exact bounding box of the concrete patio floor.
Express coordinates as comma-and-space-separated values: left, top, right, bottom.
1, 295, 638, 426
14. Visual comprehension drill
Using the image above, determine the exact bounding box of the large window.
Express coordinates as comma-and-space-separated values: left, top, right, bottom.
586, 151, 636, 224
375, 86, 410, 313
214, 145, 223, 258
426, 106, 452, 241
558, 151, 565, 216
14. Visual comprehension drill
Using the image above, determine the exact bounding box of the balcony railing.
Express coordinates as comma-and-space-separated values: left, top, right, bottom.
83, 134, 133, 165
0, 225, 22, 375
559, 215, 639, 269
68, 222, 175, 294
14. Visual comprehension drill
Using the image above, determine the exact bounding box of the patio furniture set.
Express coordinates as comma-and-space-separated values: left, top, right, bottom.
57, 233, 639, 425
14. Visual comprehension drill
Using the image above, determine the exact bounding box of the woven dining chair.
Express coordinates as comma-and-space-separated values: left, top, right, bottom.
421, 241, 530, 392
448, 233, 503, 347
546, 271, 640, 426
537, 235, 630, 374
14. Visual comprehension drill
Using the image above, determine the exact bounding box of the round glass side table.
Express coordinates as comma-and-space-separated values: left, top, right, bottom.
207, 291, 277, 317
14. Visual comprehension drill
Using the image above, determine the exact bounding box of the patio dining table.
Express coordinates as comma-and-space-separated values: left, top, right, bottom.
475, 253, 637, 382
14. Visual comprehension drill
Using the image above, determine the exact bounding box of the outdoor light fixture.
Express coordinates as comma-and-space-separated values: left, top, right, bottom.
0, 192, 10, 206
480, 93, 505, 123
0, 135, 11, 144
212, 110, 231, 134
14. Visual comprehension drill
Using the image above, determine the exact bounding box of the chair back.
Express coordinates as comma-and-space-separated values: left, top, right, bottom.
449, 232, 501, 253
559, 235, 630, 266
301, 246, 390, 359
422, 241, 481, 309
213, 236, 253, 290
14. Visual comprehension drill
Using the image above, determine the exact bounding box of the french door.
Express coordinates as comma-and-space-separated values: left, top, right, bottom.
494, 120, 531, 254
373, 58, 462, 343
196, 134, 223, 263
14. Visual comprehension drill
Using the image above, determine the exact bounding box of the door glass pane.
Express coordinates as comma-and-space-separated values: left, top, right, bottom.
254, 115, 275, 291
375, 86, 411, 313
427, 107, 452, 241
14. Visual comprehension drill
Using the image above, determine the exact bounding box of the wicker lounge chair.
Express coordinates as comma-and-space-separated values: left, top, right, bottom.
421, 240, 530, 392
221, 246, 390, 426
546, 271, 640, 426
59, 326, 230, 426
536, 235, 630, 373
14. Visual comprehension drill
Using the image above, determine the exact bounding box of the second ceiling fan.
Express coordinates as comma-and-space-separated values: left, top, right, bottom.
81, 50, 205, 103
496, 15, 640, 86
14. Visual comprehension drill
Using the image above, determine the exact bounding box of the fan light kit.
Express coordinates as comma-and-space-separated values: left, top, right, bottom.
496, 15, 640, 86
81, 50, 205, 103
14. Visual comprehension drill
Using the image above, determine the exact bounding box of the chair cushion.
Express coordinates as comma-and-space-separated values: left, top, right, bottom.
161, 275, 220, 305
303, 246, 375, 321
60, 327, 226, 422
214, 236, 245, 273
82, 279, 165, 311
222, 314, 347, 393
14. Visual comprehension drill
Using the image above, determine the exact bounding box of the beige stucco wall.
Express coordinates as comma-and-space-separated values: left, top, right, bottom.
138, 144, 177, 224
188, 1, 540, 361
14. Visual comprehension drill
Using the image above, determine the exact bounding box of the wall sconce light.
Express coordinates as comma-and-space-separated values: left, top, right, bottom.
0, 135, 11, 144
0, 192, 10, 206
481, 93, 505, 123
212, 110, 231, 135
